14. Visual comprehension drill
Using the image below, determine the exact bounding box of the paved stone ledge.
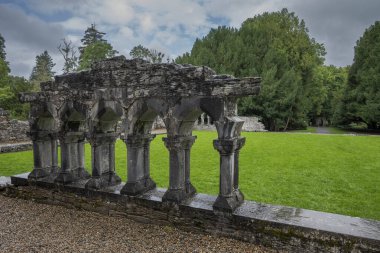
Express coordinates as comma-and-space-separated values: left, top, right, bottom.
8, 173, 380, 253
0, 142, 32, 153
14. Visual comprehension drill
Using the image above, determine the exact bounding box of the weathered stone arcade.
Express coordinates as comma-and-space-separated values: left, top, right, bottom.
20, 56, 260, 211
11, 56, 380, 252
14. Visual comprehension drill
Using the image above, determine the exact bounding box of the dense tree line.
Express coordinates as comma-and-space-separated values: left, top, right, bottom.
339, 21, 380, 129
176, 9, 379, 131
177, 9, 326, 130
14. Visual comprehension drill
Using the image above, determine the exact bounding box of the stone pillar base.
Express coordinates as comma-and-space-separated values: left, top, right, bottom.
120, 177, 156, 196
55, 167, 90, 184
213, 189, 244, 212
28, 168, 50, 180
162, 182, 196, 203
85, 172, 121, 190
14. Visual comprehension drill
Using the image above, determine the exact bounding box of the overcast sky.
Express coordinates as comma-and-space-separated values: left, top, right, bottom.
0, 0, 379, 78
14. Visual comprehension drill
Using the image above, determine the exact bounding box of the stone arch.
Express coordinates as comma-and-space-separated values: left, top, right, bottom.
30, 102, 57, 132
120, 98, 167, 195
28, 102, 59, 179
59, 101, 88, 132
55, 101, 90, 184
85, 100, 123, 189
124, 98, 166, 135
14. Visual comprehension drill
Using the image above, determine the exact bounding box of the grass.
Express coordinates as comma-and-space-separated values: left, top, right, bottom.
290, 126, 318, 133
1, 131, 379, 221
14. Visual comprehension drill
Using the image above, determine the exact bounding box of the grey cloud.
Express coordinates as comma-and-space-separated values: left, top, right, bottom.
286, 0, 380, 66
0, 4, 65, 76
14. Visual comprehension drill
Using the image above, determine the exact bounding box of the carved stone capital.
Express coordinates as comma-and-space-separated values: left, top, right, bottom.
124, 134, 156, 148
28, 130, 55, 141
59, 131, 85, 144
213, 137, 246, 155
87, 132, 119, 146
162, 135, 197, 151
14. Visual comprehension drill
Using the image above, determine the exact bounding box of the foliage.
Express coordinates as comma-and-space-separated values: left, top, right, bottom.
0, 33, 31, 119
0, 33, 6, 61
0, 76, 31, 119
0, 33, 10, 88
176, 9, 325, 131
58, 39, 78, 73
1, 131, 379, 220
340, 21, 380, 129
78, 24, 117, 70
130, 44, 167, 63
29, 50, 55, 89
308, 65, 348, 125
79, 24, 106, 55
78, 41, 117, 70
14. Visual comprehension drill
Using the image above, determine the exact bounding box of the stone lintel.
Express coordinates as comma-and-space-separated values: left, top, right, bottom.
9, 173, 380, 253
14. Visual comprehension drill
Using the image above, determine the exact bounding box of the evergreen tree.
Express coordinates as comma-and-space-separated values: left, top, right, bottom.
0, 32, 11, 98
0, 33, 7, 61
340, 21, 380, 129
0, 33, 10, 80
79, 24, 106, 55
308, 65, 348, 126
78, 24, 117, 70
30, 50, 56, 89
176, 9, 325, 131
0, 34, 32, 119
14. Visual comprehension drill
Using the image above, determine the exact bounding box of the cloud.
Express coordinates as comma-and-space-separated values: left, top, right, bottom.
286, 0, 380, 66
0, 3, 65, 77
1, 0, 380, 77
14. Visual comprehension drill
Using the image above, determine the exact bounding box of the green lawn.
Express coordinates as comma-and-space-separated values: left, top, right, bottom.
1, 131, 379, 221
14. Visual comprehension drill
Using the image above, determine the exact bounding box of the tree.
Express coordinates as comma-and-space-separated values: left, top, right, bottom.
130, 44, 167, 63
0, 32, 11, 110
0, 34, 32, 119
308, 65, 348, 126
0, 33, 10, 86
0, 76, 31, 119
30, 50, 55, 88
58, 39, 78, 74
0, 33, 7, 61
78, 24, 117, 70
176, 9, 325, 131
79, 24, 106, 55
340, 21, 380, 129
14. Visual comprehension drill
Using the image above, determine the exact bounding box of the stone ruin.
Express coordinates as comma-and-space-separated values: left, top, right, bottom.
0, 108, 29, 143
20, 56, 260, 211
12, 56, 380, 252
194, 113, 266, 131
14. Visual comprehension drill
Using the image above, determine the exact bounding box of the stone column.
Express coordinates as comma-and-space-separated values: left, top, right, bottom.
121, 134, 156, 195
50, 132, 59, 174
28, 131, 59, 179
213, 136, 245, 212
162, 135, 197, 203
85, 132, 121, 189
55, 132, 90, 184
207, 115, 211, 126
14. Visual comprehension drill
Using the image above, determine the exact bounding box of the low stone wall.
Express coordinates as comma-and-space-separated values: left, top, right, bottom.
193, 115, 266, 132
0, 142, 32, 153
239, 116, 266, 132
7, 173, 380, 253
0, 109, 30, 143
